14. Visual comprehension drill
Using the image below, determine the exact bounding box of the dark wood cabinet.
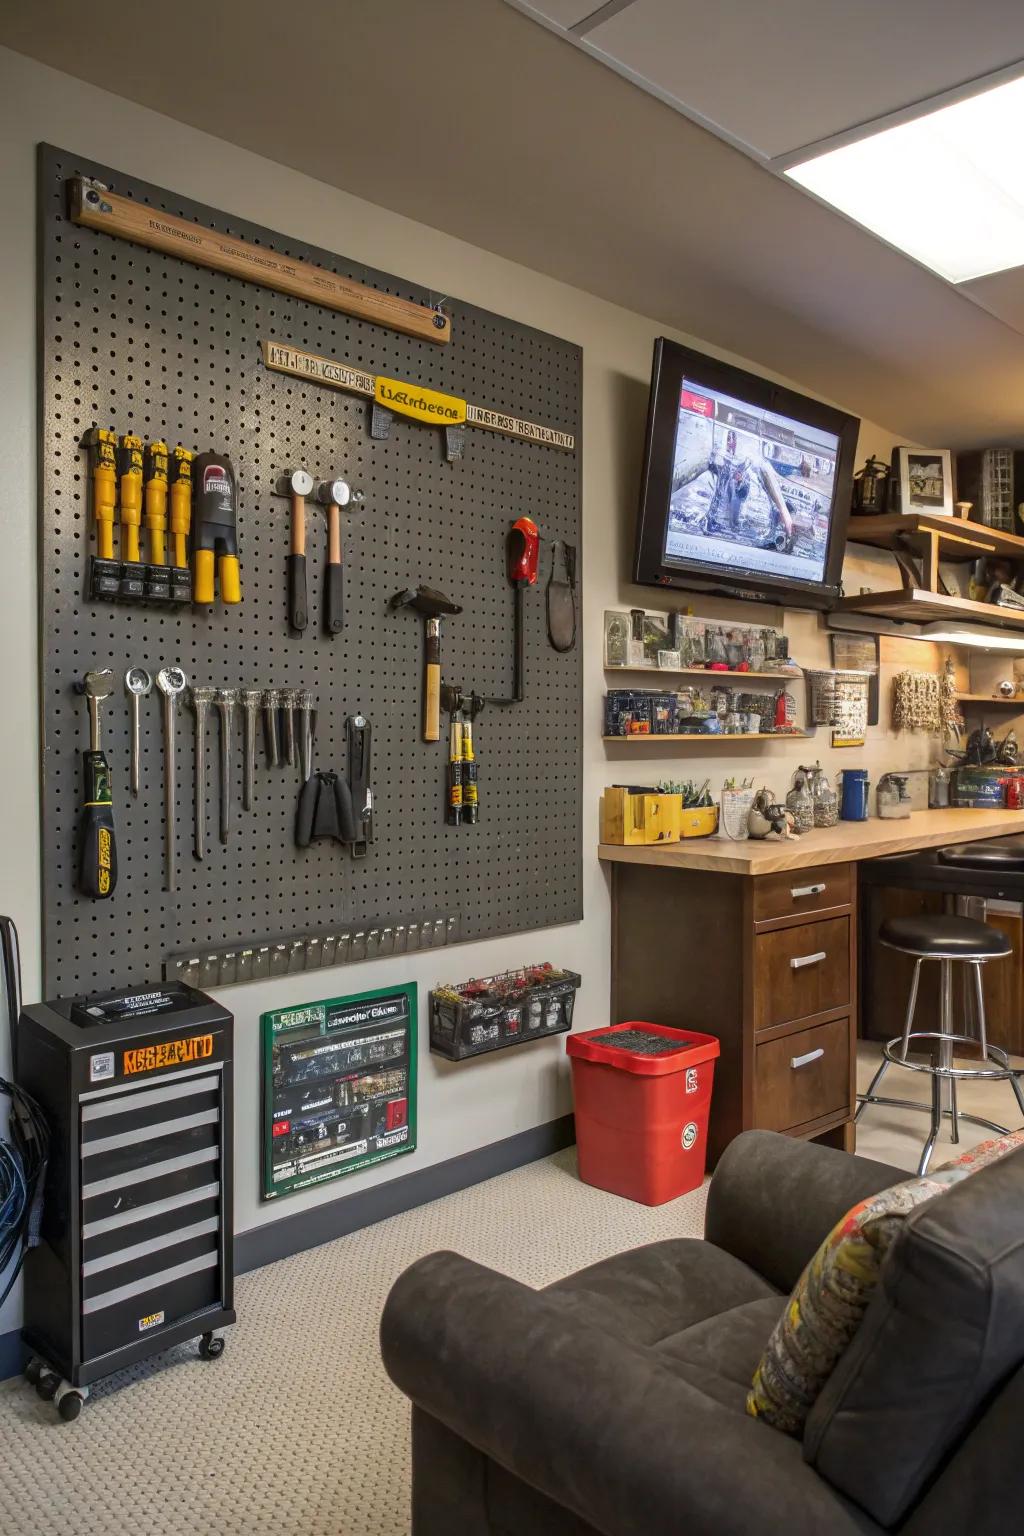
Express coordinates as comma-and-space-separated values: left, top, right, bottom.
609, 860, 857, 1166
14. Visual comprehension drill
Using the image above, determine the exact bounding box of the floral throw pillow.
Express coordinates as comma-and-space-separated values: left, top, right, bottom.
746, 1177, 942, 1434
747, 1128, 1024, 1436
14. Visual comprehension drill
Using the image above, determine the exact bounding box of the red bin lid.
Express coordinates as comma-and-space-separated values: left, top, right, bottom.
566, 1021, 720, 1075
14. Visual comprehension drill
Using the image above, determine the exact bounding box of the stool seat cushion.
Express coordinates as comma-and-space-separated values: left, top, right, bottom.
938, 837, 1024, 869
879, 913, 1011, 957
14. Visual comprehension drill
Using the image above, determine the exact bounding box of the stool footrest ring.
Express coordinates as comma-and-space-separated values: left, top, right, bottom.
882, 1032, 1019, 1081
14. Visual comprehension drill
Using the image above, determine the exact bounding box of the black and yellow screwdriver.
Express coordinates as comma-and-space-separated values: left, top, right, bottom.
84, 427, 117, 560
462, 717, 479, 824
118, 433, 144, 596
76, 669, 117, 899
144, 440, 169, 566
170, 446, 193, 569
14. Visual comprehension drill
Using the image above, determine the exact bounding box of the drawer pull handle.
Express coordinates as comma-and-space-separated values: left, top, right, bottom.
790, 950, 827, 970
790, 883, 826, 898
792, 1048, 825, 1070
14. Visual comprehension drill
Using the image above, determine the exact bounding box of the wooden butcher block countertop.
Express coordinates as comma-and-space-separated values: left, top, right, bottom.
598, 808, 1024, 877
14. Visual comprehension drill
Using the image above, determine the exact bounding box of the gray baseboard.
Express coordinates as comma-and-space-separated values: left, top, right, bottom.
0, 1113, 576, 1381
235, 1112, 576, 1273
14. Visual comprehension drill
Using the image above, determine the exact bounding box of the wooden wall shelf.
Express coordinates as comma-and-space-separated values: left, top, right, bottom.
959, 693, 1024, 705
848, 512, 1024, 563
603, 732, 810, 744
835, 588, 1024, 632
604, 667, 798, 682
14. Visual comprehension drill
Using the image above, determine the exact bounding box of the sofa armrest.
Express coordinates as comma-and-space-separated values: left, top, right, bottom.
704, 1130, 904, 1293
381, 1250, 881, 1536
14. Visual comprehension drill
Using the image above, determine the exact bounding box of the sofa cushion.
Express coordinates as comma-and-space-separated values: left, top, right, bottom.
747, 1175, 944, 1434
804, 1143, 1024, 1528
655, 1297, 785, 1411
545, 1237, 778, 1347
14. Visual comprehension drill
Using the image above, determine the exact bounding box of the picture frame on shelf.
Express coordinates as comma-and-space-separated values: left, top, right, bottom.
893, 446, 954, 517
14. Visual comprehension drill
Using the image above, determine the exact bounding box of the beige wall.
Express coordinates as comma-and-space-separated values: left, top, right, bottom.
0, 46, 929, 1332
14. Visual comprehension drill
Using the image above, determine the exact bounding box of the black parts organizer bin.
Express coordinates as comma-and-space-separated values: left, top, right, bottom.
430, 967, 582, 1060
37, 145, 582, 997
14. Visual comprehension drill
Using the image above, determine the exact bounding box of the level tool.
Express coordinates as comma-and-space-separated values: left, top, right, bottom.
69, 177, 450, 345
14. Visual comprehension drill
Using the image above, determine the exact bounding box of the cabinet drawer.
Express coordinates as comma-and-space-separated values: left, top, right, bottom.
753, 917, 850, 1030
752, 863, 853, 923
755, 1018, 851, 1132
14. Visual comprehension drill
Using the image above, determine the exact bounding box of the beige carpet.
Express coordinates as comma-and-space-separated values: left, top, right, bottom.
0, 1147, 708, 1536
1, 1052, 1020, 1536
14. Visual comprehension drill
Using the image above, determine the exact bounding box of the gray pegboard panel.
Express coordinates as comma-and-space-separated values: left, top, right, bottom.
38, 144, 582, 998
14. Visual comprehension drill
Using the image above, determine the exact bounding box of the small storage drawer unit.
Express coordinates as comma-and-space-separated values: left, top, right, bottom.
752, 863, 853, 923
753, 918, 851, 1030
609, 858, 858, 1165
17, 983, 234, 1390
754, 1018, 851, 1133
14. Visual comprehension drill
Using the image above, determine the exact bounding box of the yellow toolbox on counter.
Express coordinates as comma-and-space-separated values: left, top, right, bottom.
600, 787, 683, 845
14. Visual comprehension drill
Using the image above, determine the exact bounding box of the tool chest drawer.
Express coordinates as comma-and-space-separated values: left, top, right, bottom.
754, 1018, 851, 1133
79, 1070, 226, 1360
752, 863, 853, 924
753, 917, 850, 1030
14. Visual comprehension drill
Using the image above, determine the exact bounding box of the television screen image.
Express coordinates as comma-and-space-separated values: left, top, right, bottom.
665, 381, 841, 585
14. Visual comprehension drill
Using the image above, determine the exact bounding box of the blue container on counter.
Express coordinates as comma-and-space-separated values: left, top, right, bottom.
840, 769, 870, 821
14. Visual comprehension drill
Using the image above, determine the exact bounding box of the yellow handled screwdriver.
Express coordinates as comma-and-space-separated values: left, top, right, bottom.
170, 446, 193, 569
144, 440, 169, 566
84, 427, 117, 560
118, 433, 144, 564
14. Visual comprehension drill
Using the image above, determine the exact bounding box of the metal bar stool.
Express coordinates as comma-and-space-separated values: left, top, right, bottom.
857, 912, 1024, 1175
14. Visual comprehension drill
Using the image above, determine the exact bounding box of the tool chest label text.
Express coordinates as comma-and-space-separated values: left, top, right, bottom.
123, 1033, 214, 1075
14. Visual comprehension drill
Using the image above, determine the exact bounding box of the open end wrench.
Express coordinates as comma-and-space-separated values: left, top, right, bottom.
215, 689, 238, 842
189, 686, 215, 861
156, 667, 188, 891
240, 689, 262, 809
124, 668, 152, 798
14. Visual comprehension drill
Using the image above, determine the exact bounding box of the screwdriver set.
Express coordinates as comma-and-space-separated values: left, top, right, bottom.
84, 431, 243, 611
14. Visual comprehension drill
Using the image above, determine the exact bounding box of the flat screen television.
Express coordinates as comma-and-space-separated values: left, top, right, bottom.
633, 339, 860, 610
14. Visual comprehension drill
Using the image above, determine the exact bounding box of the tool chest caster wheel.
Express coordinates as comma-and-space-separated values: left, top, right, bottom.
36, 1370, 60, 1401
24, 1358, 43, 1386
198, 1332, 224, 1360
56, 1389, 85, 1423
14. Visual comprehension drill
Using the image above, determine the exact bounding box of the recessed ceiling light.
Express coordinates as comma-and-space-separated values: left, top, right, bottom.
786, 75, 1024, 284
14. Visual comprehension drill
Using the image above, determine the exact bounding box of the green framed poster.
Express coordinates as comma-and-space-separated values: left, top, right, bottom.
261, 983, 417, 1200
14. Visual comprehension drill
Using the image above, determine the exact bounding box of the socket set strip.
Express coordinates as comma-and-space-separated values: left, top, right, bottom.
165, 913, 458, 990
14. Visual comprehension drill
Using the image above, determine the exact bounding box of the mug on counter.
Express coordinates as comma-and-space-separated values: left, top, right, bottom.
840, 768, 870, 821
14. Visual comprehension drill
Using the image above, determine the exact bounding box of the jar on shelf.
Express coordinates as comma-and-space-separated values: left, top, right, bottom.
786, 771, 815, 832
805, 761, 839, 827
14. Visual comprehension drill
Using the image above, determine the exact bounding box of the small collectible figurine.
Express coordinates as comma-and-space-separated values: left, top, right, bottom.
748, 787, 799, 839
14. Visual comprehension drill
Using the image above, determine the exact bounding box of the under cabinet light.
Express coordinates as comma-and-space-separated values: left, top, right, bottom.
922, 624, 1024, 652
786, 75, 1024, 283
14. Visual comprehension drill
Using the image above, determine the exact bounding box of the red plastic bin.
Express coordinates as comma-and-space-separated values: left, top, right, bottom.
566, 1022, 720, 1205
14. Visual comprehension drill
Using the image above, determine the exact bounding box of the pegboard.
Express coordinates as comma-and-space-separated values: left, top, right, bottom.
38, 145, 582, 998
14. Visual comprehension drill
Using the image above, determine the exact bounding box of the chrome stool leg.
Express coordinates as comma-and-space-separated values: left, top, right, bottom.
940, 960, 959, 1145
919, 1063, 943, 1177
970, 961, 989, 1058
857, 959, 921, 1123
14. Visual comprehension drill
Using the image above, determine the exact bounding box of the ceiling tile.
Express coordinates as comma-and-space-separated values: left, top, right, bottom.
580, 0, 1024, 158
508, 1, 601, 27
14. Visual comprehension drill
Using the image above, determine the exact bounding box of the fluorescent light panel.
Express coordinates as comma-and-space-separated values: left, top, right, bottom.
786, 76, 1024, 283
922, 623, 1024, 651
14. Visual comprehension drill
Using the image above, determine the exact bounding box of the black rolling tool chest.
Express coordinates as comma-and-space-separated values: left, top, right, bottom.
16, 983, 234, 1416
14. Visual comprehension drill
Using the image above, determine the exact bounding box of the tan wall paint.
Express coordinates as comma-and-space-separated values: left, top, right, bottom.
0, 46, 936, 1330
